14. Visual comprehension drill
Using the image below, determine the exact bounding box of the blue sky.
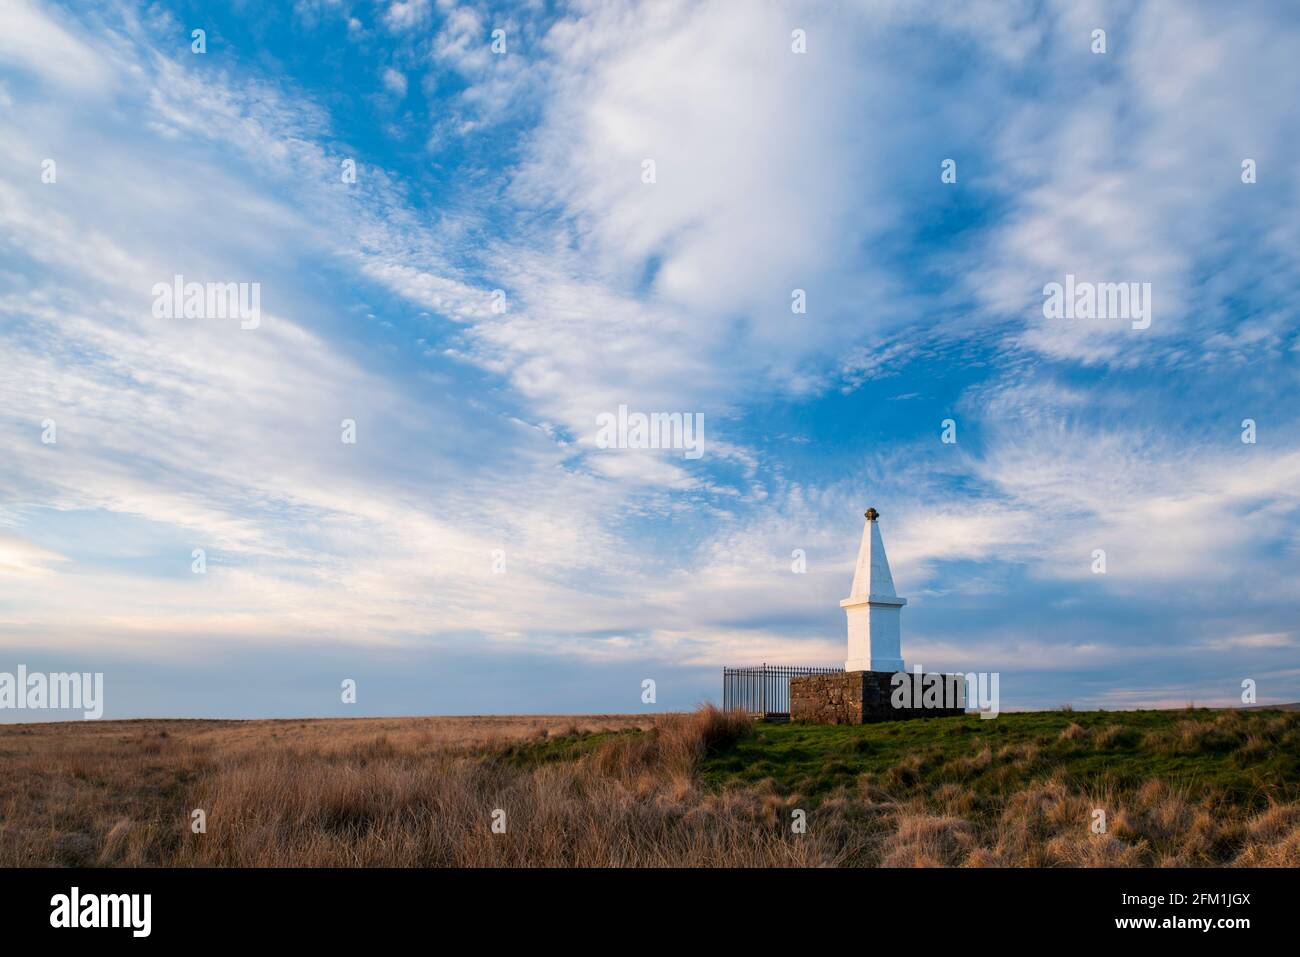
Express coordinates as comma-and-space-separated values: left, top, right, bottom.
1, 0, 1298, 719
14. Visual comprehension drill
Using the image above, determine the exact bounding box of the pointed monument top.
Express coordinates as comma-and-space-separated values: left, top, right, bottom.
846, 509, 898, 601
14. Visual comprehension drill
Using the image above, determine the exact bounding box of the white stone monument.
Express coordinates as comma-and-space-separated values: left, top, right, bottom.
842, 507, 906, 672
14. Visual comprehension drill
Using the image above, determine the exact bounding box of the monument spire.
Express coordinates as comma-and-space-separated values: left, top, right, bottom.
842, 507, 906, 672
847, 508, 897, 600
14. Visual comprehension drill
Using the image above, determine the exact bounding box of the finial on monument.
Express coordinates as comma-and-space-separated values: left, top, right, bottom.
864, 507, 879, 522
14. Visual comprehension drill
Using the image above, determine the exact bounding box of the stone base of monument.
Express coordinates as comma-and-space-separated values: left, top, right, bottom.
790, 670, 965, 724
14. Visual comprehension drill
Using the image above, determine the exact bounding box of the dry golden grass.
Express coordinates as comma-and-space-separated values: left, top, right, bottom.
0, 714, 654, 867
2, 707, 1298, 867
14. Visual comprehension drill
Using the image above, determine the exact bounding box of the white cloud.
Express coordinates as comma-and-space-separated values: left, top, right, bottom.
971, 0, 1300, 366
0, 0, 117, 93
0, 1, 651, 657
383, 0, 430, 33
0, 533, 66, 578
381, 66, 408, 97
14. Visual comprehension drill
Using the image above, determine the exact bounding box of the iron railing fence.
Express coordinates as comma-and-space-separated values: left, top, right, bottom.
722, 664, 843, 717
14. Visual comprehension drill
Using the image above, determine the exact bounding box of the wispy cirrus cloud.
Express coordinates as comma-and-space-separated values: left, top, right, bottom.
0, 0, 1297, 717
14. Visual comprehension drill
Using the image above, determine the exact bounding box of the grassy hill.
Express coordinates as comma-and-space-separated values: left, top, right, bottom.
701, 709, 1300, 804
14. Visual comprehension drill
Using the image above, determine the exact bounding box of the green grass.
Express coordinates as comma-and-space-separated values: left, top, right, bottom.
698, 709, 1300, 810
486, 728, 642, 768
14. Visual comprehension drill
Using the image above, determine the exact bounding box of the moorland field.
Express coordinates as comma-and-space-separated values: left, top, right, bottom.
2, 707, 1298, 867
